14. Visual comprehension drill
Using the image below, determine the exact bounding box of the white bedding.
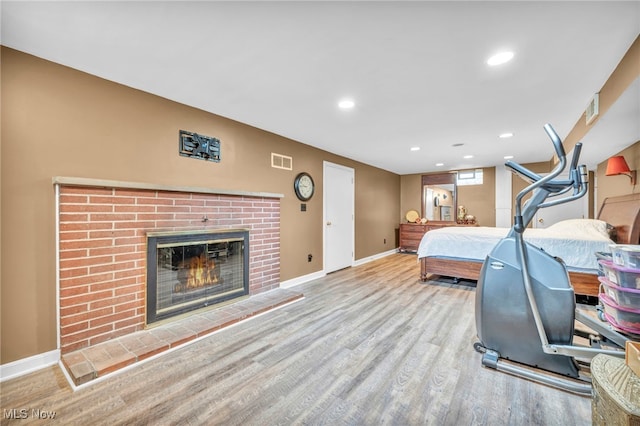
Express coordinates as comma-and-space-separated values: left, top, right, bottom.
417, 219, 614, 272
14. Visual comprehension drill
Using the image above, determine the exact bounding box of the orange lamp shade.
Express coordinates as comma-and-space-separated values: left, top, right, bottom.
606, 156, 631, 176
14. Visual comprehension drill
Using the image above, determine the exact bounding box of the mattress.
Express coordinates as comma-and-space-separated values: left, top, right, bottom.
417, 219, 615, 273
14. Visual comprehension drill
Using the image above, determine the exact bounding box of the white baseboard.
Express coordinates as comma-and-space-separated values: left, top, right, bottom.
0, 349, 60, 382
280, 270, 326, 289
280, 248, 398, 289
353, 248, 398, 267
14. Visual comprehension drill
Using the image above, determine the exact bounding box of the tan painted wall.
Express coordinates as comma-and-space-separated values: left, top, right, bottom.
400, 167, 496, 227
596, 141, 640, 209
399, 174, 422, 223
1, 48, 400, 363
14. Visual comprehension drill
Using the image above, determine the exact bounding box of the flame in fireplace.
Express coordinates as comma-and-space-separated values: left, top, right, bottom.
175, 253, 218, 292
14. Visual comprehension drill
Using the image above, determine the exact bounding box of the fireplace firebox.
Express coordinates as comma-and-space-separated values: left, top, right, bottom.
146, 229, 250, 324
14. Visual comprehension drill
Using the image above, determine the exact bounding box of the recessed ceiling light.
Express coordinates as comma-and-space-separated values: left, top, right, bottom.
499, 132, 514, 139
338, 99, 355, 109
410, 146, 420, 152
435, 163, 444, 167
504, 155, 514, 159
487, 51, 514, 66
463, 155, 474, 159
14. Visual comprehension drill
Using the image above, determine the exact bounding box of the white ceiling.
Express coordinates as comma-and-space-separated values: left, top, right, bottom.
2, 1, 639, 174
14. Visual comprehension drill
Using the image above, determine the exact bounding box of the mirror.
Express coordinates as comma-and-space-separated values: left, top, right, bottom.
422, 173, 457, 222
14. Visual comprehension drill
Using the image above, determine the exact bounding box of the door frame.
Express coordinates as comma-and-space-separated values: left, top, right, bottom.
323, 161, 355, 273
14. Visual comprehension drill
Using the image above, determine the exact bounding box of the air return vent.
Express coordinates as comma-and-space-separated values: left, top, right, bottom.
271, 153, 293, 170
585, 93, 599, 125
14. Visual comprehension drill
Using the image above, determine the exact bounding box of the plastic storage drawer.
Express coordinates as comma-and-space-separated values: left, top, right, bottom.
600, 294, 640, 335
598, 260, 640, 289
612, 244, 640, 269
598, 276, 640, 309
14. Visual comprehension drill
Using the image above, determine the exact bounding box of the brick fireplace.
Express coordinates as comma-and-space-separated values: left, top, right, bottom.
56, 178, 281, 354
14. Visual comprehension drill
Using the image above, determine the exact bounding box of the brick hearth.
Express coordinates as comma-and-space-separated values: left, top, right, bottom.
61, 287, 303, 386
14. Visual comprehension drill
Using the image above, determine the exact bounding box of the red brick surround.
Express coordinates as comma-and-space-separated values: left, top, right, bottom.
57, 185, 280, 354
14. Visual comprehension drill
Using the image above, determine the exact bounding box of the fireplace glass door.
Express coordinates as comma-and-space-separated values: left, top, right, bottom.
147, 230, 249, 324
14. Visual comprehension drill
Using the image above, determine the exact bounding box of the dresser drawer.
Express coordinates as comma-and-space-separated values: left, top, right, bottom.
399, 222, 472, 252
399, 224, 428, 252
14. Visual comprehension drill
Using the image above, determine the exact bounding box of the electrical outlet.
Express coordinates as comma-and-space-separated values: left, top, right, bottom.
384, 238, 386, 244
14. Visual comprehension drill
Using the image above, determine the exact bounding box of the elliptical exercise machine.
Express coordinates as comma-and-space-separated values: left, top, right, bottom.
474, 124, 630, 395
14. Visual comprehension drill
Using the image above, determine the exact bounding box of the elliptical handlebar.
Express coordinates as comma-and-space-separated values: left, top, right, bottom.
507, 124, 587, 234
568, 141, 581, 172
537, 144, 588, 209
545, 123, 566, 161
506, 125, 567, 187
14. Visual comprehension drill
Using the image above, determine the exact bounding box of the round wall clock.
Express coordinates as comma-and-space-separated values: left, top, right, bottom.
294, 172, 315, 201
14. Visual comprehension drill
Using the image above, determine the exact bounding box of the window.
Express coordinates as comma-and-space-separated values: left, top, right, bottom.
457, 169, 483, 186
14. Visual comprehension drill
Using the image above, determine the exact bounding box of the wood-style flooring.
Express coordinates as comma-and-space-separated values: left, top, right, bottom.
1, 253, 591, 425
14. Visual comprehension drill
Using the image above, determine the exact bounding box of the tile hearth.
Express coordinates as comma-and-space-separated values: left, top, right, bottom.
61, 288, 303, 387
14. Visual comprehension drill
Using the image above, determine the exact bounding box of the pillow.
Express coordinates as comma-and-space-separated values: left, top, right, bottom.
546, 218, 614, 240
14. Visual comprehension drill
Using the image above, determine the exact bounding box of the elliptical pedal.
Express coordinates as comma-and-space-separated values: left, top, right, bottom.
475, 343, 593, 396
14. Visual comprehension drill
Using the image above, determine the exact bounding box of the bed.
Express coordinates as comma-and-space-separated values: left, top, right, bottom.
418, 194, 640, 297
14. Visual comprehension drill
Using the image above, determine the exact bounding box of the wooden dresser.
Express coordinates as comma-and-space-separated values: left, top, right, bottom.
399, 222, 461, 252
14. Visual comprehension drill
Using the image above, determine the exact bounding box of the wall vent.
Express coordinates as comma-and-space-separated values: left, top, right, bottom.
271, 153, 293, 170
585, 93, 599, 125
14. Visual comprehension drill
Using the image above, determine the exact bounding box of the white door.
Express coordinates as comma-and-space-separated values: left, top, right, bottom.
534, 199, 587, 228
324, 161, 354, 273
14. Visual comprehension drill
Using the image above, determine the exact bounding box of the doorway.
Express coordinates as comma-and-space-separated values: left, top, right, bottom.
323, 161, 354, 273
